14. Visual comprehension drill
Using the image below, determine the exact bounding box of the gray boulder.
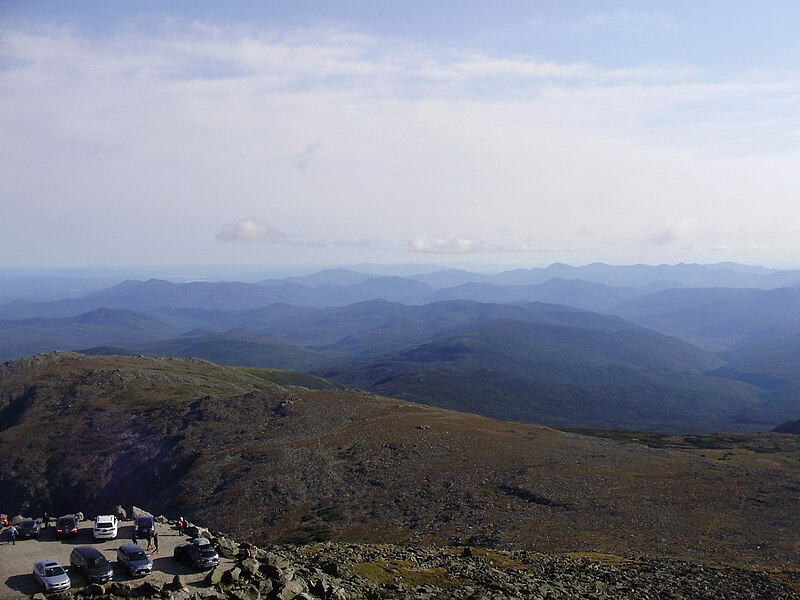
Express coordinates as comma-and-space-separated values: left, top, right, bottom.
110, 581, 134, 597
206, 567, 225, 587
259, 578, 274, 596
136, 580, 164, 596
241, 557, 261, 578
215, 536, 239, 559
224, 566, 242, 584
278, 578, 306, 600
171, 574, 187, 590
319, 560, 347, 578
130, 506, 152, 520
184, 524, 210, 539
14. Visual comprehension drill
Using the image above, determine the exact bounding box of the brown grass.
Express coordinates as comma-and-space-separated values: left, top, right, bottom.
352, 560, 463, 587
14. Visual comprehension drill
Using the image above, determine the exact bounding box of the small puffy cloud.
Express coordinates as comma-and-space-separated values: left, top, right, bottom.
638, 217, 701, 248
216, 219, 322, 245
216, 218, 379, 248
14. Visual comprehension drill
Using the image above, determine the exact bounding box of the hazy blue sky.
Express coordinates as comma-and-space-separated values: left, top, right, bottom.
2, 1, 799, 269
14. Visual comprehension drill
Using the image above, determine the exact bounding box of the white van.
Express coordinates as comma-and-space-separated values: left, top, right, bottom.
92, 515, 118, 540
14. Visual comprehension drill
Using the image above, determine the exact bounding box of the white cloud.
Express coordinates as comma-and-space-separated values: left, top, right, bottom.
216, 219, 378, 249
216, 219, 303, 244
638, 217, 702, 248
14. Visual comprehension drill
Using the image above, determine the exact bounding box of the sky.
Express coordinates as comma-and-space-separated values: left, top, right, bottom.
2, 1, 800, 271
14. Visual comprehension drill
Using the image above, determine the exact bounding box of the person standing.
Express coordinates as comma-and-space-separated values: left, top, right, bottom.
177, 517, 184, 536
145, 528, 152, 551
43, 513, 50, 529
153, 531, 159, 554
9, 525, 17, 545
132, 529, 138, 546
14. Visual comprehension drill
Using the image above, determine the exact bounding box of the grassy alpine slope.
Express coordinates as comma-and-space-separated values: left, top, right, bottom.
1, 353, 798, 572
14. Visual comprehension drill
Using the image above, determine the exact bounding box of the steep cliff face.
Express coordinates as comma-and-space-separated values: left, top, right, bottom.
1, 352, 800, 570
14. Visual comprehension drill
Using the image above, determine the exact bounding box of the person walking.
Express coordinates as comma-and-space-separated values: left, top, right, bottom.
145, 528, 152, 551
132, 529, 138, 546
9, 525, 18, 545
43, 512, 50, 529
153, 531, 159, 554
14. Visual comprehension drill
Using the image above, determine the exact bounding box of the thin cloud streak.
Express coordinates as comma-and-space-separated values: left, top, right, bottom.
408, 237, 541, 255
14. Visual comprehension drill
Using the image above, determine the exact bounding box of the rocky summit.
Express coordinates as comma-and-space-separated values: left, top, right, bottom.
197, 540, 800, 600
29, 535, 800, 599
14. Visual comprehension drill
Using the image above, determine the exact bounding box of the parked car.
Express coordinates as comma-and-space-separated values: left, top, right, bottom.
134, 515, 155, 539
33, 560, 71, 593
18, 518, 40, 539
56, 515, 79, 539
92, 515, 118, 540
173, 537, 220, 570
69, 546, 113, 584
117, 543, 153, 577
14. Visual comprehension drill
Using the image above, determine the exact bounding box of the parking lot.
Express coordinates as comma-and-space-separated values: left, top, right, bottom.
0, 519, 232, 597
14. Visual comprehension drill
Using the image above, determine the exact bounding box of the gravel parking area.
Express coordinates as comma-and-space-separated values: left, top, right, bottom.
0, 520, 233, 598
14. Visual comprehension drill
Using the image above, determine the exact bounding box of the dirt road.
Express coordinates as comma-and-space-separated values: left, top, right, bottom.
0, 519, 232, 598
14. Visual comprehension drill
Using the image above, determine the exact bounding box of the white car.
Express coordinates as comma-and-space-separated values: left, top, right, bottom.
33, 560, 71, 593
92, 515, 118, 539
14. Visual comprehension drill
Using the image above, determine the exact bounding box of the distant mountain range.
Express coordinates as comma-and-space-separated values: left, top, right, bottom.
611, 287, 800, 350
0, 308, 181, 360
2, 262, 799, 433
3, 262, 799, 320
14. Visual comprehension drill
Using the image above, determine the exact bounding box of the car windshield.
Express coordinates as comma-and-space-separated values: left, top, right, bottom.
58, 518, 74, 527
97, 520, 112, 527
22, 521, 35, 528
44, 566, 65, 577
200, 549, 217, 558
87, 557, 107, 567
128, 551, 147, 561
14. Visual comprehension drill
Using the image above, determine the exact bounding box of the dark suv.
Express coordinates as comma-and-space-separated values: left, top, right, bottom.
18, 519, 40, 539
174, 537, 220, 570
117, 543, 153, 577
69, 546, 113, 584
56, 515, 79, 539
134, 515, 155, 539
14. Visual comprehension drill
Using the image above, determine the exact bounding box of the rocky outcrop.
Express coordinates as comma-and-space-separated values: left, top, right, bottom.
26, 538, 799, 599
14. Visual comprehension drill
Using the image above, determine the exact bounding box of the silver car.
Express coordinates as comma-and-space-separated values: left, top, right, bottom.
117, 543, 153, 577
33, 560, 71, 593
